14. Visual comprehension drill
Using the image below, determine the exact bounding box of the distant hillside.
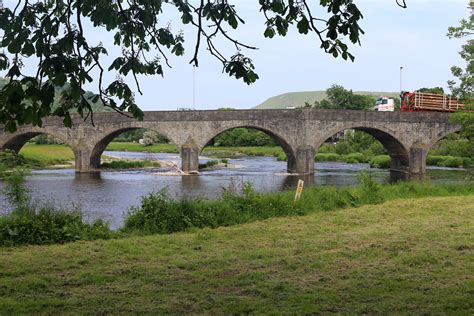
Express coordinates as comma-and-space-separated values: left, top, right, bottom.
0, 78, 112, 113
254, 90, 400, 109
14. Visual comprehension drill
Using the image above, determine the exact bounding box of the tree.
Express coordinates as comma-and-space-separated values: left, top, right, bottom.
447, 2, 473, 100
310, 84, 375, 110
0, 1, 407, 132
142, 130, 158, 146
447, 3, 473, 170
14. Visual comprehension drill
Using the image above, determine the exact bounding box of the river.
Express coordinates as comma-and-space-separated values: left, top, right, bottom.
0, 151, 468, 229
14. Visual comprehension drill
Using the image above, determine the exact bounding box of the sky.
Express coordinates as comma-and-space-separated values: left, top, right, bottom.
4, 0, 471, 110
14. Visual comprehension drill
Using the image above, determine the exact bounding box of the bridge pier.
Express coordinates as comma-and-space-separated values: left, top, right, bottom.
288, 146, 315, 175
74, 148, 97, 173
409, 146, 428, 176
181, 146, 200, 174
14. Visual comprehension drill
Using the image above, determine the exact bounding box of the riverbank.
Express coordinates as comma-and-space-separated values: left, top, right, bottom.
1, 195, 472, 314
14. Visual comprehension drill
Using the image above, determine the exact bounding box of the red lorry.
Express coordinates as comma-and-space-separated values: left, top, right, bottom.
400, 91, 465, 112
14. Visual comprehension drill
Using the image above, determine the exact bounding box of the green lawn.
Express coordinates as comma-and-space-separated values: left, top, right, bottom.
19, 144, 75, 167
1, 195, 473, 314
105, 142, 179, 153
105, 142, 282, 157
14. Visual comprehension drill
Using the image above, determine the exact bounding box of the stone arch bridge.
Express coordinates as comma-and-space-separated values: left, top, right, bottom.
0, 109, 459, 177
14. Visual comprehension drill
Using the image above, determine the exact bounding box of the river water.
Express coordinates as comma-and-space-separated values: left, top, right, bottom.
0, 151, 468, 229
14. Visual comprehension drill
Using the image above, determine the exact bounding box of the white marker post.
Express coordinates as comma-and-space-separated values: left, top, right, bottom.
294, 179, 304, 202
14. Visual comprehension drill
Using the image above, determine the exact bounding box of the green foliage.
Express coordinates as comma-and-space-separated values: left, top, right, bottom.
123, 178, 474, 236
315, 153, 340, 162
429, 134, 472, 158
0, 0, 365, 131
369, 155, 391, 169
0, 168, 113, 246
198, 160, 219, 169
311, 85, 376, 110
320, 131, 387, 158
0, 150, 29, 170
447, 3, 473, 100
426, 155, 465, 168
101, 160, 160, 169
212, 128, 277, 147
0, 207, 113, 247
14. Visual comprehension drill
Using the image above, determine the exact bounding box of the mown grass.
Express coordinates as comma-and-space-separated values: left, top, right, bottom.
0, 195, 472, 314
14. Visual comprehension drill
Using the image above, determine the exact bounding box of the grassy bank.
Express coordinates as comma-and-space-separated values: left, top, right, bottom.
19, 144, 75, 168
105, 142, 179, 153
1, 195, 473, 314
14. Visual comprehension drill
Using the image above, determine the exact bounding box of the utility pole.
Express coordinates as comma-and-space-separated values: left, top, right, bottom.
399, 66, 403, 93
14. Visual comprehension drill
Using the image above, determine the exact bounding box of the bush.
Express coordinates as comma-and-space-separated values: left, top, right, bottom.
426, 155, 446, 166
276, 152, 287, 161
442, 156, 464, 168
315, 153, 340, 162
123, 176, 389, 235
369, 155, 391, 169
343, 153, 366, 163
198, 160, 219, 169
0, 168, 114, 246
427, 155, 465, 168
0, 206, 113, 247
101, 160, 160, 169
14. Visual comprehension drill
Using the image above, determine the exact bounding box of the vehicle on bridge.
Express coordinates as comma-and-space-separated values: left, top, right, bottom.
373, 96, 395, 112
400, 91, 465, 112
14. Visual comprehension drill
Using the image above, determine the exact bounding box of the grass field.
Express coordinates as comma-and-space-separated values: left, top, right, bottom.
105, 142, 179, 153
19, 144, 75, 167
106, 142, 283, 157
1, 195, 473, 314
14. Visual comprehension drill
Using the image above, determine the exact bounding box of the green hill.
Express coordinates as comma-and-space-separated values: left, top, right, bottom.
254, 90, 400, 109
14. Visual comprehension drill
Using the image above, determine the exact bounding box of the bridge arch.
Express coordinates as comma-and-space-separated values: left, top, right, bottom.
88, 126, 179, 170
0, 129, 72, 153
315, 125, 411, 176
198, 125, 298, 173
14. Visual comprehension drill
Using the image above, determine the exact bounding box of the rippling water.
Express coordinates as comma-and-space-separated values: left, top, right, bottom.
0, 151, 467, 229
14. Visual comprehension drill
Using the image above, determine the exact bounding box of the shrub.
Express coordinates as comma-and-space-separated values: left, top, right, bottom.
0, 168, 114, 246
343, 153, 366, 163
101, 160, 160, 169
426, 155, 445, 166
369, 155, 391, 169
443, 156, 464, 168
0, 206, 113, 247
199, 160, 219, 169
276, 153, 287, 161
315, 153, 340, 162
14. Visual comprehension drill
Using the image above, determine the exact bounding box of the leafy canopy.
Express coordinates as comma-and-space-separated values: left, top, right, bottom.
305, 84, 375, 110
447, 2, 473, 166
0, 0, 405, 132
